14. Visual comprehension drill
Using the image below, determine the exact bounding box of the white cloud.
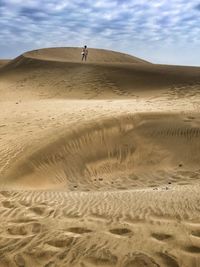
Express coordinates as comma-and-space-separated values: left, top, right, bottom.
0, 0, 200, 65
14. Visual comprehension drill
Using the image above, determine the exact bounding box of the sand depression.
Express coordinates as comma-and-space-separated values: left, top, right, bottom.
2, 113, 200, 191
0, 47, 200, 266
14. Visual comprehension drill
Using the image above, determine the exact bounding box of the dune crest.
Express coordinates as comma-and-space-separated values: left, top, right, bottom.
1, 47, 200, 101
24, 47, 150, 63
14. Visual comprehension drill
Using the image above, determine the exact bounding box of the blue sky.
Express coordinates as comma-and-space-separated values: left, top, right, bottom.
0, 0, 200, 65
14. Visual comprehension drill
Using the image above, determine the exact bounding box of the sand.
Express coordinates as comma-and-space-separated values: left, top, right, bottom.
0, 60, 10, 67
0, 47, 200, 266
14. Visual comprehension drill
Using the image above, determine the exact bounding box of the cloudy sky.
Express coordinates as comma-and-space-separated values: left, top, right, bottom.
0, 0, 200, 65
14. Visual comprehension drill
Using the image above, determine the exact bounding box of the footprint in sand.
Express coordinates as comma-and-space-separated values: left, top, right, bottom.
109, 228, 132, 236
66, 227, 92, 235
14, 254, 25, 267
191, 229, 200, 238
7, 222, 43, 236
184, 245, 200, 254
46, 237, 73, 248
158, 252, 180, 267
2, 200, 17, 209
151, 232, 172, 241
123, 253, 159, 267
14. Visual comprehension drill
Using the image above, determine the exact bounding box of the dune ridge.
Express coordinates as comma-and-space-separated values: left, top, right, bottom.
1, 49, 200, 101
1, 47, 150, 73
24, 47, 150, 63
0, 47, 200, 266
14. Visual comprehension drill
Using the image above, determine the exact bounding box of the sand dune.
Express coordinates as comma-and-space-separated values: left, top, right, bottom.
0, 47, 200, 266
0, 59, 10, 67
24, 47, 150, 63
1, 47, 200, 100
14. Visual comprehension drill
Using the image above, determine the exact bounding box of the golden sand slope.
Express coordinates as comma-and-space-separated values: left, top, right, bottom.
24, 47, 150, 63
1, 47, 200, 100
0, 47, 200, 266
2, 112, 200, 190
0, 59, 10, 67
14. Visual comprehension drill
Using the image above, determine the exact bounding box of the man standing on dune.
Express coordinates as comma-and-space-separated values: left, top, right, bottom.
81, 45, 88, 61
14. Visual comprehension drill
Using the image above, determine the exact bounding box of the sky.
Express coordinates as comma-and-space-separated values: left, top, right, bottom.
0, 0, 200, 66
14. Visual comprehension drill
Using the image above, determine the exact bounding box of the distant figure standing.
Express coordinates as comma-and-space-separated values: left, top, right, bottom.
81, 45, 88, 61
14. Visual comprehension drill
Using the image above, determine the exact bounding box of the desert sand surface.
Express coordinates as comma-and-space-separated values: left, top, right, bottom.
0, 60, 10, 67
0, 47, 200, 266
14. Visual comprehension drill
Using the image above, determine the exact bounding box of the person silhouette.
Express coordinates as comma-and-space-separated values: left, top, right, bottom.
81, 45, 88, 61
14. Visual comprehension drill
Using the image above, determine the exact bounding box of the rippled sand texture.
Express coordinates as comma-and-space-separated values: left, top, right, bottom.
0, 47, 200, 266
